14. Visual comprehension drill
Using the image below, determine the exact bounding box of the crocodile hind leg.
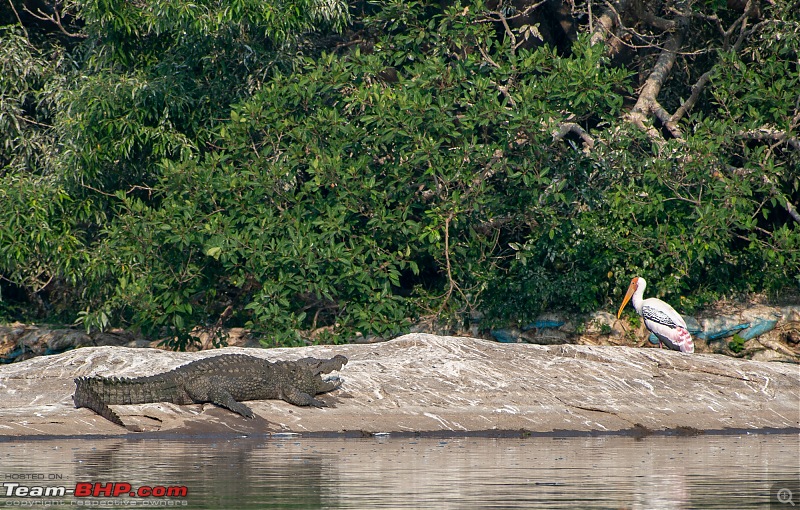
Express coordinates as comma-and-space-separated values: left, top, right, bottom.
202, 387, 255, 419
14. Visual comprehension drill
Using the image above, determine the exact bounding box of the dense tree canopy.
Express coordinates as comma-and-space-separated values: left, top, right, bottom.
1, 0, 798, 347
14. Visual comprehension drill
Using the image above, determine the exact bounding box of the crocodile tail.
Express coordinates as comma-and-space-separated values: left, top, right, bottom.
74, 374, 180, 405
73, 378, 125, 426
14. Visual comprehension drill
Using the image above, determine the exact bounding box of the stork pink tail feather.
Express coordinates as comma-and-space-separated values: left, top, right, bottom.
673, 327, 694, 353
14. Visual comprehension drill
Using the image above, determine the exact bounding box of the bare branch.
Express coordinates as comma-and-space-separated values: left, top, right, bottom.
552, 122, 595, 152
490, 80, 517, 107
669, 1, 761, 126
638, 10, 676, 32
513, 0, 549, 19
670, 68, 713, 125
725, 0, 758, 51
626, 5, 690, 147
783, 198, 800, 224
590, 2, 697, 59
478, 44, 501, 69
478, 0, 549, 55
492, 9, 517, 51
680, 0, 758, 51
471, 149, 505, 189
627, 52, 680, 143
436, 214, 469, 317
685, 10, 725, 36
7, 0, 29, 40
479, 1, 549, 23
730, 0, 758, 51
23, 4, 86, 39
652, 100, 684, 140
739, 127, 800, 151
780, 198, 800, 224
590, 0, 630, 47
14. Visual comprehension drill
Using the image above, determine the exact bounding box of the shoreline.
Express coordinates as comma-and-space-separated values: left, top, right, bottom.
2, 426, 799, 443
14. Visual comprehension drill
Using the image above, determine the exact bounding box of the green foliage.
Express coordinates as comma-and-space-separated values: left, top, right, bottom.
56, 0, 351, 205
728, 333, 745, 354
0, 174, 87, 295
1, 0, 798, 347
57, 71, 197, 194
0, 27, 56, 174
74, 306, 110, 334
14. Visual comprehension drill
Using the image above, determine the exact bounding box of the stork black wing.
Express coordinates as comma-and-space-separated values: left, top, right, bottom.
641, 306, 679, 329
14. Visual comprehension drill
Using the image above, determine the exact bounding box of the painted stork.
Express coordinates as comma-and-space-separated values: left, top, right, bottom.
617, 277, 694, 353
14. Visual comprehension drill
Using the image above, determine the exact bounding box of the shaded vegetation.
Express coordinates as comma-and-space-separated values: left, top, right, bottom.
1, 0, 798, 347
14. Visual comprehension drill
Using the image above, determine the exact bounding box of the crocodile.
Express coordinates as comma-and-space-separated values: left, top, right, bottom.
73, 354, 347, 426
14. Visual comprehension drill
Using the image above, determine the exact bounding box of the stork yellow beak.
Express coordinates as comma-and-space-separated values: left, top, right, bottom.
617, 280, 637, 318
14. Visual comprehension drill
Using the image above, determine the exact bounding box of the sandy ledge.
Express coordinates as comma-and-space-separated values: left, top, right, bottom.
1, 333, 798, 438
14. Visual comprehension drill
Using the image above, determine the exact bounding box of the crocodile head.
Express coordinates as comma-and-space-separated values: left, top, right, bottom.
281, 356, 346, 396
296, 354, 348, 376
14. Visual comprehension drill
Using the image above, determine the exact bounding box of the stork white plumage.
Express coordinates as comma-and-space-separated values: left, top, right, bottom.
617, 277, 694, 353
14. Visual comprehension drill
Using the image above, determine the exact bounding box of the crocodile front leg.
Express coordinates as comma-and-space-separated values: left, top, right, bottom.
282, 386, 327, 407
204, 387, 255, 419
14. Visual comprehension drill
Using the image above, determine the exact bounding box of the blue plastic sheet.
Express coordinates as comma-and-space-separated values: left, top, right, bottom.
694, 321, 750, 341
491, 329, 520, 343
738, 318, 779, 341
522, 320, 565, 331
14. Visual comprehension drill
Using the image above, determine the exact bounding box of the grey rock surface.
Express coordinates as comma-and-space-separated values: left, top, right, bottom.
0, 334, 797, 437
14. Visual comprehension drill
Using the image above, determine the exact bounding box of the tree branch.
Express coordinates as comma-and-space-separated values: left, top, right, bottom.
480, 0, 549, 23
726, 165, 800, 225
552, 122, 595, 152
652, 100, 684, 140
7, 0, 29, 40
670, 68, 713, 125
638, 10, 676, 32
739, 127, 800, 151
590, 0, 630, 47
626, 5, 690, 147
729, 0, 758, 51
479, 0, 549, 54
23, 3, 87, 39
670, 1, 760, 126
762, 173, 800, 225
478, 44, 501, 69
490, 80, 517, 107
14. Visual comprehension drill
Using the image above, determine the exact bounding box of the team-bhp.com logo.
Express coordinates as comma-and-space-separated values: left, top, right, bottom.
3, 482, 188, 498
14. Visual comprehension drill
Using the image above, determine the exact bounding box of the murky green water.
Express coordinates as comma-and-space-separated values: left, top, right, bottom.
0, 433, 798, 508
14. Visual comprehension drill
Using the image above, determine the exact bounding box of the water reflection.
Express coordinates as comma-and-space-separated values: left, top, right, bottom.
0, 434, 797, 508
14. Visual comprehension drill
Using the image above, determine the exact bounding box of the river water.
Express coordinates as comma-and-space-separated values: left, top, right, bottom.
0, 433, 798, 509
